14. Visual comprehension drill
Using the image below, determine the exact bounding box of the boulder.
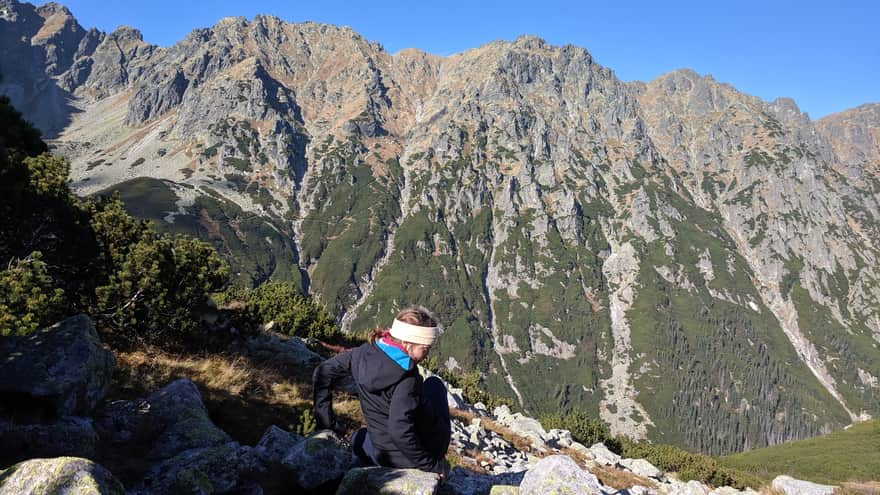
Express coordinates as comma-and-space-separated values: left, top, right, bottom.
0, 456, 124, 495
771, 475, 836, 495
518, 455, 604, 495
95, 378, 230, 461
335, 467, 439, 495
254, 424, 305, 462
142, 378, 231, 460
492, 405, 548, 448
619, 458, 662, 479
0, 314, 114, 417
442, 467, 525, 495
279, 429, 355, 491
588, 442, 621, 466
245, 331, 322, 368
0, 416, 98, 467
132, 442, 264, 495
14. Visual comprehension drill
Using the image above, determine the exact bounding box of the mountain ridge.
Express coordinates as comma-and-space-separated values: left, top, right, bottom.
2, 0, 878, 455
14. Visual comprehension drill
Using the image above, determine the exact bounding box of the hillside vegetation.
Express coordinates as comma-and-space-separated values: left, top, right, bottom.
720, 419, 880, 484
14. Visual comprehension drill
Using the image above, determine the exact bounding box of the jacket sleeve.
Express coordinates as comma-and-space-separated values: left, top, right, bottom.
388, 375, 440, 472
312, 350, 354, 431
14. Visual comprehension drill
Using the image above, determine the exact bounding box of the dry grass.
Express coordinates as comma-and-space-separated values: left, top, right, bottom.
837, 483, 880, 495
112, 346, 363, 445
758, 488, 786, 495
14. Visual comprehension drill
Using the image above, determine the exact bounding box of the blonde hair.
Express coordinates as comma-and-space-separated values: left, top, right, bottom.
368, 305, 437, 343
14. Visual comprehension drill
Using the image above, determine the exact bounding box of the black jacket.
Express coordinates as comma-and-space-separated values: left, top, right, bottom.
313, 342, 440, 472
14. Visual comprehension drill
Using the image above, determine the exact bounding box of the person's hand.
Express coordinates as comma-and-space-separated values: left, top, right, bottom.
436, 458, 451, 484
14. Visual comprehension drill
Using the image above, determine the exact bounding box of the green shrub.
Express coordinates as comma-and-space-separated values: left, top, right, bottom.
426, 364, 514, 411
620, 440, 762, 490
217, 282, 339, 342
0, 252, 66, 336
540, 409, 620, 451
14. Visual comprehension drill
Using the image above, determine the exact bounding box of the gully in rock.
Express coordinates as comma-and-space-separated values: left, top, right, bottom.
313, 305, 453, 482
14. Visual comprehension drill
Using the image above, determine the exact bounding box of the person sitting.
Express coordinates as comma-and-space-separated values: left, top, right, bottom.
312, 305, 452, 480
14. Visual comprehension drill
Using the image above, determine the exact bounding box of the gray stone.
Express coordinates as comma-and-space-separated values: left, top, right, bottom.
0, 314, 115, 417
0, 456, 124, 495
664, 480, 710, 495
281, 429, 355, 491
588, 443, 621, 466
141, 378, 231, 460
132, 442, 264, 495
518, 455, 604, 495
245, 331, 323, 368
255, 424, 305, 462
335, 466, 439, 495
0, 416, 98, 467
771, 475, 836, 495
619, 458, 662, 479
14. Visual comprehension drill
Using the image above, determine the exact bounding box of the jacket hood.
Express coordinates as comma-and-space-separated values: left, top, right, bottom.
354, 343, 416, 392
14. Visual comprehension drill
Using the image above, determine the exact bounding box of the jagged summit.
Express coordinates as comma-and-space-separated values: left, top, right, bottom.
2, 0, 879, 456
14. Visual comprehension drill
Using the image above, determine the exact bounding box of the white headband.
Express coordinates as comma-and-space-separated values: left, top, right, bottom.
390, 318, 439, 346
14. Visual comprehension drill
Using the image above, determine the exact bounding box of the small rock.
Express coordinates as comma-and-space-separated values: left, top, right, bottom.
254, 424, 305, 462
489, 485, 520, 495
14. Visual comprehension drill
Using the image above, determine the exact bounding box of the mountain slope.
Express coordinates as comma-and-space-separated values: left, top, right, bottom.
2, 0, 878, 455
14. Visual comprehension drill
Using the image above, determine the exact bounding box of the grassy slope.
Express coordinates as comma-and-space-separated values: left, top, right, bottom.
719, 419, 880, 484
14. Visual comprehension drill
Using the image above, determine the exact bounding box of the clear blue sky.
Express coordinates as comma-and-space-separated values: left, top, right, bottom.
50, 0, 878, 120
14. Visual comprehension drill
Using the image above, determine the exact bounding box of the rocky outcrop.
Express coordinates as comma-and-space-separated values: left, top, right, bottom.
0, 313, 114, 417
0, 457, 124, 495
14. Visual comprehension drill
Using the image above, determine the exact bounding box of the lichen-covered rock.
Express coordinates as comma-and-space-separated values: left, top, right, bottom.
0, 314, 115, 417
335, 467, 439, 495
0, 416, 98, 467
132, 442, 264, 495
665, 480, 710, 495
280, 430, 355, 491
771, 475, 836, 495
0, 456, 124, 495
518, 455, 604, 495
142, 378, 231, 460
254, 424, 305, 462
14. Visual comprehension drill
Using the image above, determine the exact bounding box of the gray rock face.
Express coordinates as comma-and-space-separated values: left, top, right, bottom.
132, 442, 264, 495
518, 455, 604, 495
771, 475, 836, 495
0, 314, 115, 417
335, 467, 439, 495
280, 430, 355, 491
0, 456, 124, 495
0, 416, 98, 468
